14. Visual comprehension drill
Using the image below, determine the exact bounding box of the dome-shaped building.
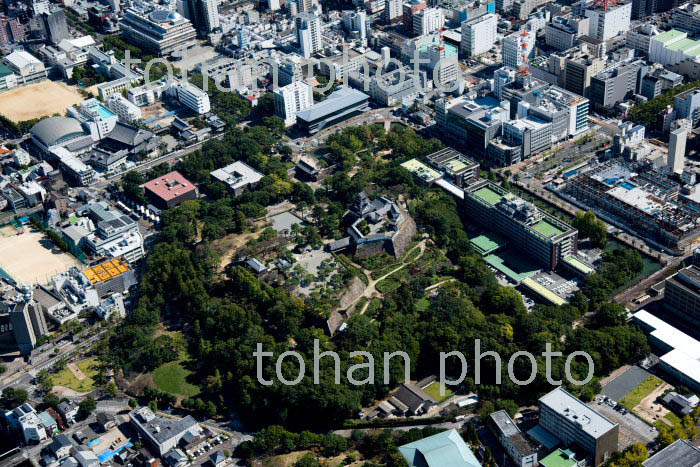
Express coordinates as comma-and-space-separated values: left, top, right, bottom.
30, 116, 88, 153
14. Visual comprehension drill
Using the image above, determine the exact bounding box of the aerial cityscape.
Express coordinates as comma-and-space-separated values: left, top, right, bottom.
0, 0, 698, 465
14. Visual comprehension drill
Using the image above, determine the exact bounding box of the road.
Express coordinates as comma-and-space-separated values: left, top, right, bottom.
0, 331, 104, 393
95, 133, 226, 188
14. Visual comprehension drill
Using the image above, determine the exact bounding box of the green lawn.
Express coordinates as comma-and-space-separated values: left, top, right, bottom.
52, 357, 101, 393
376, 278, 400, 293
422, 381, 453, 403
151, 356, 201, 398
620, 375, 664, 410
664, 412, 682, 428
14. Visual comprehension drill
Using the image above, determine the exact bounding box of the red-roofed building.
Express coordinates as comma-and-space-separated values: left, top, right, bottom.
141, 170, 198, 209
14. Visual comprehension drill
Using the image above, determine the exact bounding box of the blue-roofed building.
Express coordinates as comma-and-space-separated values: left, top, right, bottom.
296, 87, 369, 134
398, 429, 481, 467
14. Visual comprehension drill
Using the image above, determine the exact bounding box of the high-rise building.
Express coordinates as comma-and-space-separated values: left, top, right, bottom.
545, 16, 589, 51
342, 9, 368, 40
503, 116, 552, 158
564, 54, 606, 97
199, 0, 219, 32
296, 12, 321, 58
669, 128, 687, 174
298, 0, 316, 12
42, 9, 69, 45
274, 81, 313, 126
502, 33, 522, 69
464, 181, 578, 269
589, 60, 643, 109
675, 87, 700, 127
626, 24, 659, 55
184, 0, 219, 32
0, 16, 25, 46
649, 29, 700, 66
31, 0, 50, 16
512, 0, 552, 20
403, 0, 427, 34
238, 26, 250, 49
412, 7, 444, 36
279, 56, 307, 86
664, 265, 700, 330
585, 2, 632, 41
460, 13, 496, 57
10, 286, 49, 355
268, 0, 281, 10
383, 0, 402, 24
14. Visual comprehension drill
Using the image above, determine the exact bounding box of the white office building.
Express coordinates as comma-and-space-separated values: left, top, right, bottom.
669, 128, 688, 174
274, 81, 313, 126
107, 95, 142, 123
413, 8, 444, 36
626, 24, 659, 56
502, 33, 523, 69
296, 13, 321, 58
461, 14, 496, 57
585, 2, 631, 41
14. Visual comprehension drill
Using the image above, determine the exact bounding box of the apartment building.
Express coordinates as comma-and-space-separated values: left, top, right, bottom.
296, 13, 321, 58
274, 81, 313, 126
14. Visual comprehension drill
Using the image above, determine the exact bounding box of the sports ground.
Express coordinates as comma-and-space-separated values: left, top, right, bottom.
0, 81, 84, 122
0, 225, 82, 285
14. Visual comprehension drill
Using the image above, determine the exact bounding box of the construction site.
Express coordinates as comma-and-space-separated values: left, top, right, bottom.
563, 160, 700, 253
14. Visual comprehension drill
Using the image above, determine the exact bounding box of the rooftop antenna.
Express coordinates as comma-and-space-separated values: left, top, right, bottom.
518, 29, 530, 76
591, 0, 618, 10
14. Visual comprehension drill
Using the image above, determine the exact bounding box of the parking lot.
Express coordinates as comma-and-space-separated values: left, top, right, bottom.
601, 366, 652, 402
588, 400, 658, 448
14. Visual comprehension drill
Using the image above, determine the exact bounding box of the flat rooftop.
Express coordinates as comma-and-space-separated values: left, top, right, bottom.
472, 185, 507, 206
539, 387, 618, 439
400, 159, 441, 183
521, 277, 567, 306
83, 258, 130, 284
470, 232, 506, 256
540, 449, 579, 467
490, 410, 520, 437
531, 218, 566, 238
484, 250, 540, 283
563, 256, 594, 275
